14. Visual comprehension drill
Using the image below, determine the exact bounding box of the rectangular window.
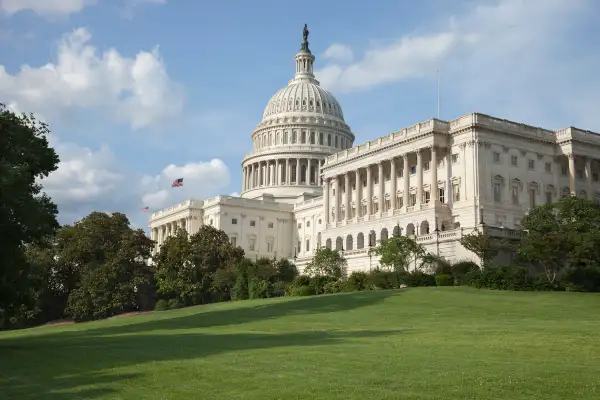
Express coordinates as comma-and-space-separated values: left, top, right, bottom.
385, 199, 391, 211
545, 162, 552, 173
423, 190, 430, 203
452, 153, 459, 164
546, 191, 552, 205
424, 161, 430, 171
410, 166, 416, 175
410, 194, 417, 206
493, 152, 500, 162
231, 218, 238, 225
250, 220, 256, 227
529, 189, 536, 208
511, 155, 518, 166
306, 221, 310, 227
305, 239, 310, 252
397, 196, 404, 207
561, 166, 568, 175
268, 222, 274, 228
512, 186, 519, 205
594, 173, 599, 182
297, 223, 302, 229
528, 159, 535, 170
267, 241, 273, 253
452, 184, 460, 202
297, 241, 301, 254
249, 238, 256, 251
399, 169, 404, 178
439, 188, 445, 203
494, 183, 502, 202
230, 236, 237, 247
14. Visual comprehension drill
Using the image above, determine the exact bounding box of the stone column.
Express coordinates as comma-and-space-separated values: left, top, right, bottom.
378, 161, 384, 213
568, 153, 576, 195
446, 151, 452, 206
307, 158, 312, 185
390, 158, 397, 210
586, 157, 592, 197
274, 160, 279, 185
366, 165, 373, 216
323, 178, 330, 225
285, 158, 290, 185
403, 154, 410, 208
416, 149, 423, 206
344, 173, 350, 221
334, 177, 340, 222
355, 168, 361, 218
296, 158, 300, 185
431, 146, 438, 201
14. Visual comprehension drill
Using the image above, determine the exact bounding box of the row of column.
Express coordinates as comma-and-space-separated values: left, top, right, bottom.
151, 217, 192, 247
242, 158, 324, 191
323, 147, 448, 225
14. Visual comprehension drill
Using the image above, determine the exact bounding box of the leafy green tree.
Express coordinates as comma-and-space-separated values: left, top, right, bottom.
154, 225, 245, 305
57, 212, 155, 321
459, 229, 509, 269
304, 247, 347, 279
519, 196, 600, 283
0, 104, 60, 328
369, 236, 425, 272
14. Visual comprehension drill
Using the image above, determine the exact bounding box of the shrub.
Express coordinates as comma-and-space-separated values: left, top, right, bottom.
367, 269, 397, 290
347, 271, 369, 291
286, 284, 315, 297
451, 261, 480, 285
403, 271, 436, 287
560, 265, 600, 292
465, 265, 534, 291
231, 273, 249, 301
269, 281, 288, 298
154, 299, 169, 311
166, 298, 183, 310
323, 280, 346, 294
435, 274, 454, 286
309, 275, 337, 295
248, 278, 270, 299
293, 275, 311, 287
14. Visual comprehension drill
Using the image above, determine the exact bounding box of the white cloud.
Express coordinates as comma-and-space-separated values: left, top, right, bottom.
322, 44, 354, 64
141, 159, 231, 209
0, 27, 184, 130
0, 0, 97, 17
315, 0, 586, 91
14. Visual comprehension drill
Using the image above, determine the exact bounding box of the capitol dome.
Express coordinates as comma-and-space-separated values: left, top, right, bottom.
240, 25, 354, 204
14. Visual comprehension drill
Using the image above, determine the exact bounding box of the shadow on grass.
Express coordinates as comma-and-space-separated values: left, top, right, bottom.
0, 290, 403, 399
83, 289, 400, 335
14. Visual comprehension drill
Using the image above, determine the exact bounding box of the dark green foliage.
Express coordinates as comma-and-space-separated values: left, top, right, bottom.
451, 261, 480, 285
309, 275, 337, 295
248, 278, 270, 299
366, 269, 398, 290
435, 274, 454, 287
465, 265, 541, 291
403, 271, 436, 287
323, 280, 347, 294
270, 281, 289, 298
286, 283, 316, 296
560, 265, 600, 292
369, 235, 426, 272
154, 299, 169, 311
0, 105, 60, 329
293, 275, 311, 287
304, 247, 347, 279
347, 271, 369, 291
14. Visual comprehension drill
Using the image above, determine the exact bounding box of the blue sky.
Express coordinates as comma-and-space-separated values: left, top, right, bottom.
1, 0, 599, 229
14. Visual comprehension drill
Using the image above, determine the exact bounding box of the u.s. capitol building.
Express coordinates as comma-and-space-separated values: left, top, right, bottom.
149, 27, 599, 271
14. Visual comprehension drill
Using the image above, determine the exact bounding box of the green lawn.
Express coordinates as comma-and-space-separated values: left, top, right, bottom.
1, 288, 599, 400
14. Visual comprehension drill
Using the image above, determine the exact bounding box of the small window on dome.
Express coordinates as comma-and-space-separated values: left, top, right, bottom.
295, 99, 299, 107
302, 99, 306, 106
316, 101, 320, 108
309, 99, 313, 107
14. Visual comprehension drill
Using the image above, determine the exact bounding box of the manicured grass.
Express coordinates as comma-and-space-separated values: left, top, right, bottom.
1, 287, 599, 399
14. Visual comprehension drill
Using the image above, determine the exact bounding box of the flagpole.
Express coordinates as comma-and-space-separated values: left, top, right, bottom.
437, 69, 440, 119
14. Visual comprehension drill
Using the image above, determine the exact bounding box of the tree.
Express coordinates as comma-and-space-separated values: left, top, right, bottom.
0, 104, 60, 328
369, 235, 425, 273
154, 225, 245, 305
459, 229, 509, 269
519, 196, 600, 283
56, 212, 155, 321
304, 247, 346, 279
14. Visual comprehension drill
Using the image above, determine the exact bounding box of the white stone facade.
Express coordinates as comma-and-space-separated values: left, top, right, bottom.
149, 27, 600, 273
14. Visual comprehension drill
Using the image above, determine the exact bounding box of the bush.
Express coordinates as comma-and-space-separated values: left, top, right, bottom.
248, 278, 270, 299
347, 271, 369, 291
451, 261, 480, 285
309, 275, 337, 295
286, 284, 315, 297
269, 281, 289, 298
560, 265, 600, 292
293, 275, 311, 287
167, 298, 183, 310
367, 269, 398, 290
466, 265, 536, 291
402, 271, 436, 287
323, 279, 347, 294
231, 273, 249, 301
435, 274, 454, 286
154, 299, 169, 311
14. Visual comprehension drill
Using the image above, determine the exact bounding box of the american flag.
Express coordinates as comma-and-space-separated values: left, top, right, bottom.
171, 178, 184, 188
141, 206, 149, 212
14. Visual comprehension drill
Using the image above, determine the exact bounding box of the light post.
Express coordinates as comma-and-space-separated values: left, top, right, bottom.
368, 234, 373, 272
